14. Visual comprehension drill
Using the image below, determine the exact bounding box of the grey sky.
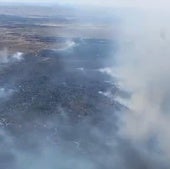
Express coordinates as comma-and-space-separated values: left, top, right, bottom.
0, 0, 169, 9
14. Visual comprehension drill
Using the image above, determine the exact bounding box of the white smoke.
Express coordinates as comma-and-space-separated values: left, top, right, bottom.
0, 88, 14, 99
98, 67, 113, 75
53, 40, 77, 52
76, 67, 85, 71
12, 52, 23, 61
0, 49, 23, 64
64, 40, 77, 49
114, 7, 170, 163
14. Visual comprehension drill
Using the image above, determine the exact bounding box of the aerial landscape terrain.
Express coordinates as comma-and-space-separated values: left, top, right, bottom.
0, 4, 122, 169
0, 5, 114, 53
0, 1, 170, 169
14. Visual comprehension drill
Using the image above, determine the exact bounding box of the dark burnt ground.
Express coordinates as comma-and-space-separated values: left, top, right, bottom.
0, 38, 123, 169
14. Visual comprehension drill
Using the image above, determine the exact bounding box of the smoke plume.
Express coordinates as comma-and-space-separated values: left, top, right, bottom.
114, 7, 170, 165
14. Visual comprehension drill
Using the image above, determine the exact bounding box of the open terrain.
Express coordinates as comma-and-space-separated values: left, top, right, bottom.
0, 5, 114, 54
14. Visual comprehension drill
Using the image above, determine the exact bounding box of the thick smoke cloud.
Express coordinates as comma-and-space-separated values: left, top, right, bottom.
114, 7, 170, 167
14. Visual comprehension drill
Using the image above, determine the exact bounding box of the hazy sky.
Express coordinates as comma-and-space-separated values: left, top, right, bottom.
1, 0, 170, 8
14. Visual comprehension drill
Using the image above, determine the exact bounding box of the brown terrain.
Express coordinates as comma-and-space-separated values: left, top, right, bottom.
0, 5, 114, 54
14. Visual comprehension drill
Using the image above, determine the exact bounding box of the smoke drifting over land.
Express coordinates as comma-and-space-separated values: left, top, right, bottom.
0, 39, 121, 169
0, 49, 23, 64
1, 2, 170, 169
114, 7, 170, 167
